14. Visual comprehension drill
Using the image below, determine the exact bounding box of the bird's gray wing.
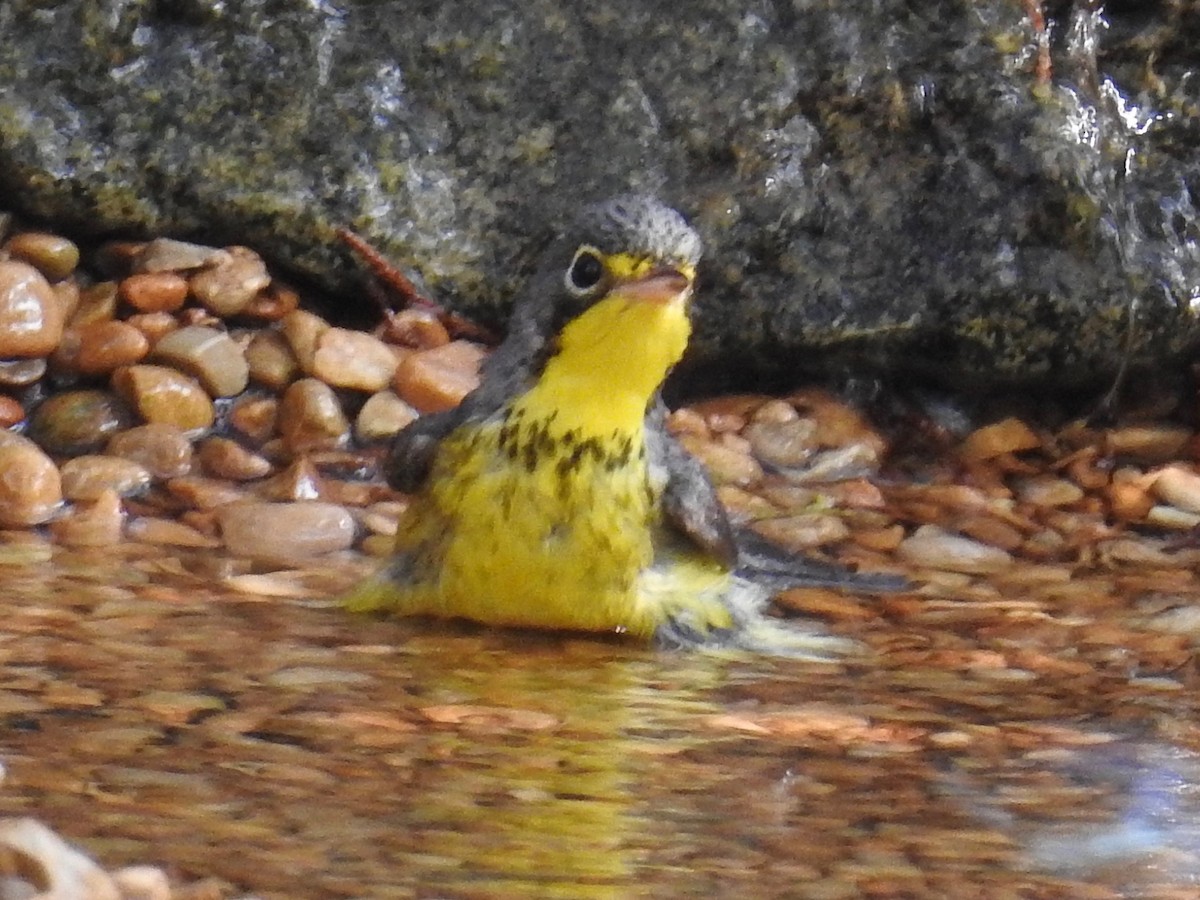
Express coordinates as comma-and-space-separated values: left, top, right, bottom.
649, 400, 908, 592
646, 400, 740, 568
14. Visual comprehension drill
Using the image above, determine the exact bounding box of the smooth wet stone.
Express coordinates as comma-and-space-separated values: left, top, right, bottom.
197, 437, 273, 481
960, 418, 1042, 462
188, 246, 271, 316
0, 433, 61, 526
217, 501, 356, 561
59, 455, 153, 501
4, 232, 79, 281
151, 325, 249, 398
245, 329, 299, 390
28, 389, 134, 455
133, 237, 226, 273
0, 396, 24, 427
355, 390, 418, 443
73, 320, 151, 375
68, 281, 119, 327
392, 340, 485, 414
309, 327, 398, 392
897, 524, 1014, 573
1151, 465, 1200, 515
106, 423, 194, 479
277, 378, 350, 454
257, 457, 324, 502
119, 272, 188, 313
227, 394, 279, 445
382, 308, 449, 349
279, 309, 328, 372
0, 357, 46, 386
49, 488, 124, 546
0, 260, 65, 357
112, 364, 215, 431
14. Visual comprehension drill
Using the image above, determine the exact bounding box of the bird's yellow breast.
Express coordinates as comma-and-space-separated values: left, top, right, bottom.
347, 290, 734, 638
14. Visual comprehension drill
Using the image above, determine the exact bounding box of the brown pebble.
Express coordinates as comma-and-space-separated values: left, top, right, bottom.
74, 320, 151, 375
0, 395, 24, 427
0, 358, 46, 386
217, 501, 356, 561
189, 246, 271, 316
257, 457, 325, 501
280, 309, 329, 371
750, 514, 850, 552
896, 524, 1013, 573
744, 418, 817, 468
68, 281, 119, 328
28, 389, 134, 455
355, 390, 418, 443
0, 260, 65, 357
245, 329, 299, 391
134, 237, 226, 273
960, 417, 1041, 462
166, 476, 247, 510
60, 455, 153, 501
126, 516, 222, 548
310, 327, 398, 392
0, 433, 62, 526
51, 279, 80, 322
120, 272, 189, 313
112, 364, 215, 431
677, 434, 763, 486
1104, 424, 1192, 463
393, 340, 485, 413
243, 282, 300, 320
106, 423, 194, 479
49, 489, 124, 547
1150, 464, 1200, 514
382, 308, 450, 349
774, 587, 875, 622
277, 378, 350, 454
4, 232, 79, 281
197, 437, 273, 481
124, 311, 180, 345
151, 325, 249, 398
227, 394, 279, 445
1013, 475, 1084, 509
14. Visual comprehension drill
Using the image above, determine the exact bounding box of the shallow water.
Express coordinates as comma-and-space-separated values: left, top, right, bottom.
0, 540, 1198, 898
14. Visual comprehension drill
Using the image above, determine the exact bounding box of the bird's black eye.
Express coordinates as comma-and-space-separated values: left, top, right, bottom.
566, 247, 605, 293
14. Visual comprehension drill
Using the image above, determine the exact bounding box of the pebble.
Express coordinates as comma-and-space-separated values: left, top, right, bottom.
1012, 475, 1084, 508
743, 418, 816, 468
125, 311, 179, 344
960, 417, 1041, 461
126, 517, 222, 548
68, 281, 119, 327
309, 327, 398, 392
119, 272, 189, 313
151, 325, 249, 397
49, 489, 124, 547
59, 456, 153, 501
750, 514, 851, 551
393, 340, 485, 413
217, 501, 356, 561
73, 320, 151, 375
165, 476, 247, 510
1149, 465, 1200, 514
245, 329, 300, 390
0, 434, 62, 526
279, 309, 328, 371
197, 437, 273, 481
1104, 424, 1192, 463
0, 396, 23, 427
382, 308, 450, 349
0, 358, 46, 386
897, 525, 1014, 573
112, 364, 215, 431
28, 390, 134, 455
677, 433, 763, 486
133, 237, 226, 273
189, 246, 271, 316
106, 424, 194, 480
257, 458, 324, 501
244, 282, 300, 320
227, 394, 279, 445
3, 232, 79, 281
355, 390, 418, 443
0, 260, 65, 357
278, 378, 350, 454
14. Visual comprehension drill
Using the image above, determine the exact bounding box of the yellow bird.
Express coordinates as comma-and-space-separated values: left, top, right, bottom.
346, 195, 901, 653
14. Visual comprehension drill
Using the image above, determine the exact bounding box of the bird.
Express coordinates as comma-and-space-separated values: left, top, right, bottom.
344, 195, 903, 654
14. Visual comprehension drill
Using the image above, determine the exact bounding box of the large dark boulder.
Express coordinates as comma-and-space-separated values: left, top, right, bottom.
1, 1, 1198, 387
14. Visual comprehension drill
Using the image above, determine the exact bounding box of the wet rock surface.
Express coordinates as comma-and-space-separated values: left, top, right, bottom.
1, 3, 1198, 385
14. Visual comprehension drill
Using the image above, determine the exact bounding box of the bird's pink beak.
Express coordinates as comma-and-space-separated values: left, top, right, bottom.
618, 267, 692, 305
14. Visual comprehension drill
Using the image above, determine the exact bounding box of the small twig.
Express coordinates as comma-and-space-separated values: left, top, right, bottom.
1021, 0, 1053, 89
336, 227, 499, 344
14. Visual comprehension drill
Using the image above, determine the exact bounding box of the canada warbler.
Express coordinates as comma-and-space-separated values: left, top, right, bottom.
345, 195, 902, 652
